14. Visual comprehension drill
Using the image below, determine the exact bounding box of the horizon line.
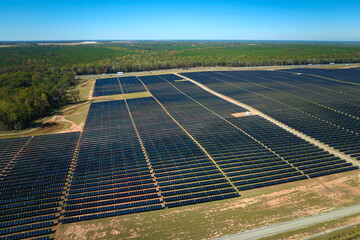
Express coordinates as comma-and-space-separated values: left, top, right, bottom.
1, 39, 360, 43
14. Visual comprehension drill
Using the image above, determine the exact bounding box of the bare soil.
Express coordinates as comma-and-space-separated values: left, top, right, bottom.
44, 115, 83, 133
231, 111, 258, 117
38, 42, 98, 46
36, 122, 66, 134
89, 81, 96, 100
0, 45, 17, 48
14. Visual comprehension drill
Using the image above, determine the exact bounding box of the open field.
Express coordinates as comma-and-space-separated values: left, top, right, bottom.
220, 205, 360, 240
257, 213, 360, 240
0, 45, 17, 48
310, 221, 360, 240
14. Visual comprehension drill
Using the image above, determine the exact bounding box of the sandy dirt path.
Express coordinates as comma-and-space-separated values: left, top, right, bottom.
217, 204, 360, 240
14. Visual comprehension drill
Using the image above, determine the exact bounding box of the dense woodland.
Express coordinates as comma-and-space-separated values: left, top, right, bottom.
0, 41, 360, 130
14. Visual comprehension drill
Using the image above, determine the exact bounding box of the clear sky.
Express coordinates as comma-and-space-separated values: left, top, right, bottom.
1, 0, 360, 41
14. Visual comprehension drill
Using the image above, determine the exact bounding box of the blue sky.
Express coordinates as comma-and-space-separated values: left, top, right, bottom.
1, 0, 360, 41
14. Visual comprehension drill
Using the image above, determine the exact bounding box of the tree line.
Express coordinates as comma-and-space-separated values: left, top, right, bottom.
0, 70, 79, 130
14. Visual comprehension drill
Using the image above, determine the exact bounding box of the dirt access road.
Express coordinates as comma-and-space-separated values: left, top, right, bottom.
216, 204, 360, 240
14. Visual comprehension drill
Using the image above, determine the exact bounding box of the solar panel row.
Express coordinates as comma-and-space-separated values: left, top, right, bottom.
284, 67, 360, 84
92, 78, 121, 97
92, 76, 146, 97
0, 132, 80, 240
0, 137, 30, 173
141, 74, 358, 184
181, 70, 360, 163
139, 75, 307, 190
126, 97, 239, 207
119, 76, 147, 93
62, 100, 163, 223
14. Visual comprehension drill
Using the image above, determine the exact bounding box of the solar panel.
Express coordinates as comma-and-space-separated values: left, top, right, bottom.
0, 132, 80, 239
92, 78, 121, 97
181, 70, 360, 169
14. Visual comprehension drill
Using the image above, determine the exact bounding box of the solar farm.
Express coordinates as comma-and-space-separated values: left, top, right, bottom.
1, 67, 360, 240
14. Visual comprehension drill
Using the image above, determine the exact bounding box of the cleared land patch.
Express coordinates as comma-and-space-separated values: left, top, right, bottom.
231, 111, 258, 117
37, 41, 98, 46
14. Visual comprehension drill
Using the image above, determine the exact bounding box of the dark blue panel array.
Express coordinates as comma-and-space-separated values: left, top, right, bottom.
0, 132, 80, 240
93, 76, 146, 97
93, 78, 122, 97
0, 137, 30, 172
62, 100, 163, 223
284, 67, 360, 84
144, 73, 358, 183
182, 69, 360, 165
127, 97, 239, 208
158, 74, 184, 81
83, 100, 133, 131
139, 74, 308, 191
119, 76, 147, 93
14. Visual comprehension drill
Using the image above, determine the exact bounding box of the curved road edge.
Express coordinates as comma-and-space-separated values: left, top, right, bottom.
215, 204, 360, 240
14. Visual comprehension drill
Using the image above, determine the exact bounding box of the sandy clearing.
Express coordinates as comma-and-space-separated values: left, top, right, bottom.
89, 80, 96, 100
231, 111, 258, 117
38, 41, 98, 46
40, 101, 89, 133
44, 115, 82, 133
0, 45, 17, 48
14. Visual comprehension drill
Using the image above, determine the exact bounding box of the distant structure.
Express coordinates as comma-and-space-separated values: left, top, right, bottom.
117, 72, 124, 76
297, 73, 302, 75
245, 111, 252, 116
